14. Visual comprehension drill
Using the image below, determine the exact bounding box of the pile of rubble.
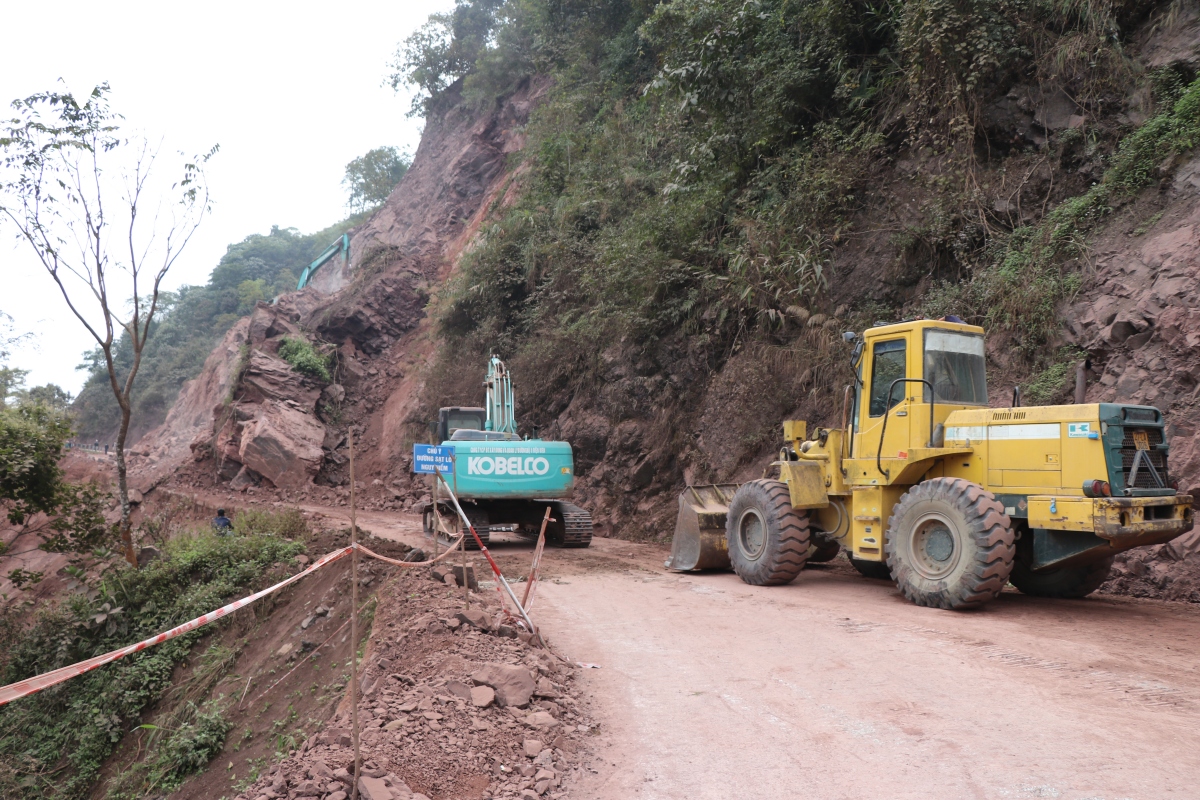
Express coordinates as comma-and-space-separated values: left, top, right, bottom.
233, 568, 595, 800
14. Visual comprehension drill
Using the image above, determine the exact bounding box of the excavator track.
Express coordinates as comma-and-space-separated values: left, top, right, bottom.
551, 501, 593, 548
424, 504, 490, 550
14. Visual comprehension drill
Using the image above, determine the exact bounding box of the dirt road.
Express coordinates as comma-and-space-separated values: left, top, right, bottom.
259, 502, 1200, 799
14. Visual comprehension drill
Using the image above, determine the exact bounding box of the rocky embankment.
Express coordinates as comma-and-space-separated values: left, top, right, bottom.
232, 567, 594, 800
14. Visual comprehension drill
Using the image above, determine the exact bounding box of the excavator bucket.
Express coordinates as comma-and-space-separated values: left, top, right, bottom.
665, 484, 741, 571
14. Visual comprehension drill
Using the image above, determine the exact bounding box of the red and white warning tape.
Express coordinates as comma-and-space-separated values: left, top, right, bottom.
0, 524, 532, 708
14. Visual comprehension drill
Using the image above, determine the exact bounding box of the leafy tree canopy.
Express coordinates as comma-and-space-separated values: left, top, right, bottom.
343, 146, 411, 212
388, 0, 506, 115
0, 403, 71, 524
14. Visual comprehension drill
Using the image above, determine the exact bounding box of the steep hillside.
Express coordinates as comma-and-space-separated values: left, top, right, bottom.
135, 0, 1200, 599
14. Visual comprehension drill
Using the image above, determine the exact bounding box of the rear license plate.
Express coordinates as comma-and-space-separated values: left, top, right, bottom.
1133, 430, 1150, 451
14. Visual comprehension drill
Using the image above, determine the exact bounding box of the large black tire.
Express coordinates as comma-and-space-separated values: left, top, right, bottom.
885, 478, 1015, 609
725, 480, 810, 586
1009, 555, 1114, 598
849, 555, 892, 580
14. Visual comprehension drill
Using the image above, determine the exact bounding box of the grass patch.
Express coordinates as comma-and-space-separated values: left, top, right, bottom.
0, 520, 307, 799
277, 337, 332, 383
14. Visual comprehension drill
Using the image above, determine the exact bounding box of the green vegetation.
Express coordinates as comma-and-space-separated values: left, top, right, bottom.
0, 403, 72, 523
0, 522, 306, 800
106, 699, 233, 799
72, 220, 364, 441
397, 0, 1165, 423
343, 146, 411, 212
924, 76, 1200, 359
277, 337, 333, 383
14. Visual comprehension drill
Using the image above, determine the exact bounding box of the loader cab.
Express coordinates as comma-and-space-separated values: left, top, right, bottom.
436, 406, 487, 443
853, 320, 987, 460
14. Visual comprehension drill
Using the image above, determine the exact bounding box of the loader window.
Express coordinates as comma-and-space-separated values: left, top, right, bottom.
869, 339, 906, 417
923, 330, 987, 405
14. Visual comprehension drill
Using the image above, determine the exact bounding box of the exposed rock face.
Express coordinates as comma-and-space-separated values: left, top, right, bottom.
240, 350, 322, 409
133, 301, 330, 493
1065, 158, 1200, 494
130, 317, 250, 488
237, 402, 327, 490
1061, 154, 1200, 599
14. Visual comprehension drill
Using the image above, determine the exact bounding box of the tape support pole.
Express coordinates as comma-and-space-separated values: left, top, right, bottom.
433, 468, 538, 635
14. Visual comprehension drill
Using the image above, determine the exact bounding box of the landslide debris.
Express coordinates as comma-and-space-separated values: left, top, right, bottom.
229, 569, 595, 800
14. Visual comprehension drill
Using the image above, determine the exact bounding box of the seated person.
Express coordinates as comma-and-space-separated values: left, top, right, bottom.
212, 509, 233, 534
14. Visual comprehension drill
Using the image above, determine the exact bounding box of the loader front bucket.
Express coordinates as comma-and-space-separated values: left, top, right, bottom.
665, 484, 740, 571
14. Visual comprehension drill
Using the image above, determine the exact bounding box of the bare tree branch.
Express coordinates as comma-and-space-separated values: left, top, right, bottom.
0, 83, 216, 568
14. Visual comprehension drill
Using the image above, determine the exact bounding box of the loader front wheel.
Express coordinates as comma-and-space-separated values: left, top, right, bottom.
726, 480, 810, 586
1009, 556, 1114, 598
885, 478, 1015, 609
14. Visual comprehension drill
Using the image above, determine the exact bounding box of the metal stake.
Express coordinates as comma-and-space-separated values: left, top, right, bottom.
349, 428, 360, 800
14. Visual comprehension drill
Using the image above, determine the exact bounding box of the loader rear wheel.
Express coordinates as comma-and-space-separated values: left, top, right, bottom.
849, 555, 892, 580
725, 480, 810, 586
885, 478, 1015, 610
1009, 556, 1114, 598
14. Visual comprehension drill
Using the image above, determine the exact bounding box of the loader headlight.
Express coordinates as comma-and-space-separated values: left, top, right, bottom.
1083, 479, 1111, 498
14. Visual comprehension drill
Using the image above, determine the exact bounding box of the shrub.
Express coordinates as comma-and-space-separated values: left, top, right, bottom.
0, 530, 305, 799
277, 337, 332, 383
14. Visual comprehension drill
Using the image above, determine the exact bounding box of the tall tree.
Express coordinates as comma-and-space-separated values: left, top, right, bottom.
0, 83, 216, 567
342, 146, 411, 212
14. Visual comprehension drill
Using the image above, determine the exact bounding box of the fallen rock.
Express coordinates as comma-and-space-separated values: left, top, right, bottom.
524, 711, 559, 729
240, 349, 322, 409
358, 775, 393, 800
445, 680, 473, 701
523, 738, 543, 758
534, 677, 559, 698
230, 464, 260, 490
471, 685, 496, 708
471, 663, 535, 707
456, 609, 491, 631
237, 402, 326, 490
432, 565, 478, 589
137, 546, 161, 568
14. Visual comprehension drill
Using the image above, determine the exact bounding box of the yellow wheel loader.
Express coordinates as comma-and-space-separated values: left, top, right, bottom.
667, 319, 1195, 609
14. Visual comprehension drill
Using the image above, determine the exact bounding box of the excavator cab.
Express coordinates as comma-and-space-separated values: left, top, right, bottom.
436, 407, 486, 443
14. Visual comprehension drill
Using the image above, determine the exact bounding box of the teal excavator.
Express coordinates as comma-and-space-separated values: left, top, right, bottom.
296, 235, 350, 290
421, 357, 592, 549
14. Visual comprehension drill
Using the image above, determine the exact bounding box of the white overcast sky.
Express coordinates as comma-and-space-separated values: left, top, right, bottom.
1, 0, 452, 394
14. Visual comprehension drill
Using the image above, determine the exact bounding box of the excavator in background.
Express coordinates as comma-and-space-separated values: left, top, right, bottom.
668, 318, 1194, 609
421, 357, 593, 550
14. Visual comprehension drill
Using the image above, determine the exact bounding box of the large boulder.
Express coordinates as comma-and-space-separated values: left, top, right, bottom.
470, 663, 535, 708
240, 350, 322, 410
237, 402, 326, 489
